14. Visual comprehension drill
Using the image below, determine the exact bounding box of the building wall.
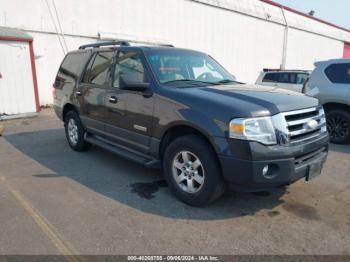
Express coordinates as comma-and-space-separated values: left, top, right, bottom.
286, 29, 344, 70
0, 0, 349, 105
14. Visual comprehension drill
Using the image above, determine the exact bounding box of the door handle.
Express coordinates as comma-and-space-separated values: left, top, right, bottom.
109, 96, 118, 104
76, 90, 82, 96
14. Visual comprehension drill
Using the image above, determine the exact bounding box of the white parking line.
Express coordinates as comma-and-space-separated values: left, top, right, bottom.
0, 176, 81, 261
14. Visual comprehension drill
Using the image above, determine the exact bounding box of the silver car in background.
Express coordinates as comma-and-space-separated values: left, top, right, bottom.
303, 59, 350, 144
256, 69, 310, 93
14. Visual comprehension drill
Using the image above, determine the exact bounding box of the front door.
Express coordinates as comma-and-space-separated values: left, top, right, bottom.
104, 50, 155, 154
77, 51, 114, 134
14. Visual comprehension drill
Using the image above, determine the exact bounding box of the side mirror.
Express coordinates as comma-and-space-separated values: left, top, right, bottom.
119, 76, 150, 92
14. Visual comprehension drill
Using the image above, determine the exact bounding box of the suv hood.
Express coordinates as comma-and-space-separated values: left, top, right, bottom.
181, 83, 319, 117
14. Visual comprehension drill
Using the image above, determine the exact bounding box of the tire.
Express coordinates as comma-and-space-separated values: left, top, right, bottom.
64, 111, 91, 151
326, 109, 350, 144
163, 135, 225, 206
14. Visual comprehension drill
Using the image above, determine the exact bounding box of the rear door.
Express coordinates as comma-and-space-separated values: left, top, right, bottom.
77, 51, 114, 134
103, 50, 155, 154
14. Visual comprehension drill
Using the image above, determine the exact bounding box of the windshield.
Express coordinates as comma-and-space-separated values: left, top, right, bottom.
145, 50, 236, 86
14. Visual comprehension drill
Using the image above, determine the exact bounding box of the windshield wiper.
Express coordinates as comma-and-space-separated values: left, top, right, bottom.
163, 79, 219, 85
216, 79, 241, 84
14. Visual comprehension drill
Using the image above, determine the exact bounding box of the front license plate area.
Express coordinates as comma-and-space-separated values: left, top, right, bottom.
306, 162, 322, 181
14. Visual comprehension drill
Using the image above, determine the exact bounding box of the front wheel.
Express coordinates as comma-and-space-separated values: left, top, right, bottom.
163, 135, 225, 206
327, 109, 350, 144
64, 111, 91, 151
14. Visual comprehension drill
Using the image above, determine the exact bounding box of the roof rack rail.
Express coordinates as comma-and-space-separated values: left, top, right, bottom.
263, 68, 310, 72
79, 41, 131, 50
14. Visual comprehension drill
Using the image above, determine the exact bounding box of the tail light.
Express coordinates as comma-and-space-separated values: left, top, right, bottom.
52, 76, 65, 99
53, 76, 65, 89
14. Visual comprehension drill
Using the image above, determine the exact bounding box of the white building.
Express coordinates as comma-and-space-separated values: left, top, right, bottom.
1, 0, 350, 115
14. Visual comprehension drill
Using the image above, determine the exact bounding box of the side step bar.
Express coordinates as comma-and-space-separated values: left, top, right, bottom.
84, 134, 161, 169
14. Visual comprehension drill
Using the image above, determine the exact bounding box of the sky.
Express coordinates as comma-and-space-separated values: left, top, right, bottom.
272, 0, 350, 29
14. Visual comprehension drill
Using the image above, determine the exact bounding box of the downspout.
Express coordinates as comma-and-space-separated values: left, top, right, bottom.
281, 7, 288, 69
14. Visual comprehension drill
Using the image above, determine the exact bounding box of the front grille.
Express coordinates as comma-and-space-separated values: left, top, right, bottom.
282, 107, 327, 145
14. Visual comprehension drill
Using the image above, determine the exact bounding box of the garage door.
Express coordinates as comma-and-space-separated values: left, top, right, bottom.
0, 40, 36, 115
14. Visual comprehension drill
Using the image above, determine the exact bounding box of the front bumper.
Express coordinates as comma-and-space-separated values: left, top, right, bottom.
218, 134, 329, 191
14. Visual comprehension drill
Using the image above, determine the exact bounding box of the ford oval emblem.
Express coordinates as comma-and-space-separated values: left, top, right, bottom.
304, 119, 318, 130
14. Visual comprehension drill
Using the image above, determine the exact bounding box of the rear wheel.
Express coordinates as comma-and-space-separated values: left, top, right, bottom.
64, 111, 91, 151
163, 135, 225, 206
327, 109, 350, 144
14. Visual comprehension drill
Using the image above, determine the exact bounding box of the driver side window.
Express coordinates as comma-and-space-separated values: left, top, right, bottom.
113, 52, 145, 88
192, 59, 224, 81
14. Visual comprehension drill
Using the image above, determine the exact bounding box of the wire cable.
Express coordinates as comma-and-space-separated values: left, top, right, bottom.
45, 0, 66, 55
52, 0, 68, 53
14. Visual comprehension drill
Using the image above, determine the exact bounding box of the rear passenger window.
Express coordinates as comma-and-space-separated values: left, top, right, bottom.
278, 73, 290, 83
84, 51, 114, 85
263, 73, 304, 84
262, 73, 278, 83
325, 63, 350, 84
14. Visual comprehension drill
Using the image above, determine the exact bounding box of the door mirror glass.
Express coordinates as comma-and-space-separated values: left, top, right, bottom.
119, 75, 150, 91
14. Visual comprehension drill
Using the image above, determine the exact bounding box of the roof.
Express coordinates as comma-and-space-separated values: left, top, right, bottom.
315, 58, 350, 67
0, 26, 32, 41
261, 0, 350, 34
263, 69, 311, 73
190, 0, 350, 43
76, 41, 201, 53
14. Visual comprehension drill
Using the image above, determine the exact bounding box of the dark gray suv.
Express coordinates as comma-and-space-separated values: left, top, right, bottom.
53, 41, 329, 206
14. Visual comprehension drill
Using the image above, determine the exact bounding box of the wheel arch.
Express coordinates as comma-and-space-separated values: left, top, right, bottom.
159, 122, 220, 162
62, 103, 79, 121
323, 102, 350, 114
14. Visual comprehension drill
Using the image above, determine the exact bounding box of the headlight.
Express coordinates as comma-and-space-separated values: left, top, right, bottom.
229, 117, 277, 145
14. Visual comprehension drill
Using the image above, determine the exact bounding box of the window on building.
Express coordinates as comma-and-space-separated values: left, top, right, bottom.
325, 63, 350, 84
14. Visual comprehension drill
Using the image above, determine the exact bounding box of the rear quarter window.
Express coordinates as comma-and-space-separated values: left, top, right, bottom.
325, 63, 350, 84
296, 73, 309, 84
59, 52, 90, 80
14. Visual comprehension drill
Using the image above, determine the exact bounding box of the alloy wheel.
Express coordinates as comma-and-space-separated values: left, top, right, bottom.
327, 115, 349, 140
172, 151, 205, 194
67, 118, 79, 145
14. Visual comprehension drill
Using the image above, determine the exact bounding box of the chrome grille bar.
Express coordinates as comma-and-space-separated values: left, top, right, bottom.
282, 107, 327, 145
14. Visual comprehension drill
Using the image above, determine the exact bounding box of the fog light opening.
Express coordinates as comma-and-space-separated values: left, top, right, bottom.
262, 165, 269, 176
262, 164, 278, 179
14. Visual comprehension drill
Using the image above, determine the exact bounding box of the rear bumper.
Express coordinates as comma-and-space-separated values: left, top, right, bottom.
53, 104, 63, 121
218, 134, 329, 191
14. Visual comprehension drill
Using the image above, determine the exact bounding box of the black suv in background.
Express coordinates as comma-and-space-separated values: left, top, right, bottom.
53, 41, 329, 206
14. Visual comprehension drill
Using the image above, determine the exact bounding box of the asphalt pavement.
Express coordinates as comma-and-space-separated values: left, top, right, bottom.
0, 109, 349, 255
